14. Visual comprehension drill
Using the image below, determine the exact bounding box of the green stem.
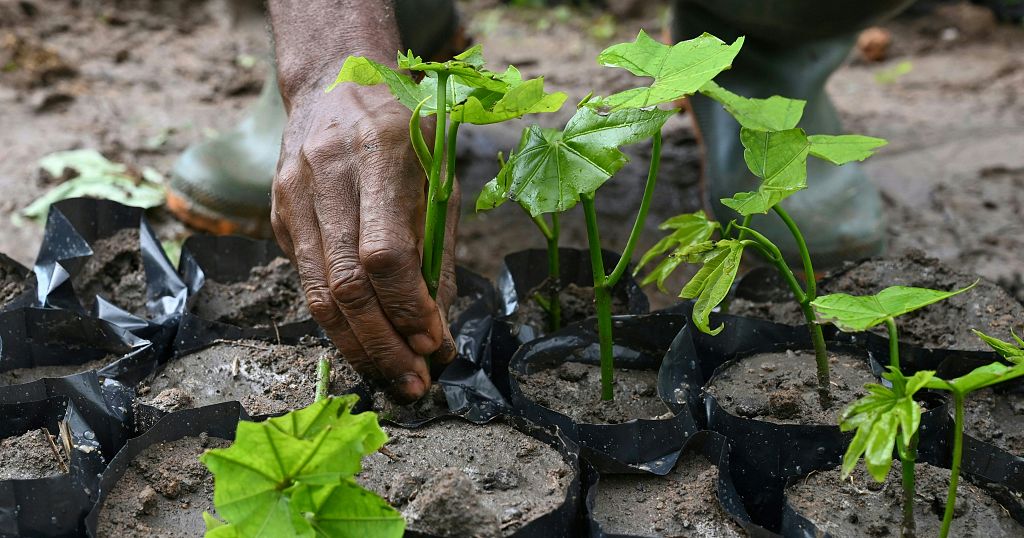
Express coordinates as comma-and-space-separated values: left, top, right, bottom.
425, 121, 460, 293
900, 433, 919, 538
773, 205, 816, 299
582, 195, 614, 401
421, 73, 450, 298
548, 214, 561, 331
736, 214, 753, 240
608, 131, 662, 288
740, 225, 830, 407
886, 317, 900, 370
940, 393, 965, 538
315, 355, 331, 402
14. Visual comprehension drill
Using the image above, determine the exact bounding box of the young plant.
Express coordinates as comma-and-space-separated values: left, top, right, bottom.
810, 283, 975, 538
478, 31, 745, 400
924, 330, 1024, 538
635, 81, 888, 408
201, 395, 402, 537
331, 45, 567, 299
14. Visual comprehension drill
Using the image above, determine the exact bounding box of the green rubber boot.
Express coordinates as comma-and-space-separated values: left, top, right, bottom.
167, 0, 459, 236
673, 0, 915, 267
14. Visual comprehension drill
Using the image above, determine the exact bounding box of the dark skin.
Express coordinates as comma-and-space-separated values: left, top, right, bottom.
268, 0, 456, 403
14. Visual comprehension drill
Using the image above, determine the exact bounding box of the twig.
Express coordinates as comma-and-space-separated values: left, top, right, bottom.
210, 339, 275, 352
272, 322, 281, 345
40, 428, 68, 474
378, 446, 399, 462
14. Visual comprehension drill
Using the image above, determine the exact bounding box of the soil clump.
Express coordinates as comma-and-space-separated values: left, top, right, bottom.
516, 361, 671, 424
0, 428, 68, 480
191, 256, 310, 328
358, 418, 572, 537
706, 351, 875, 425
96, 434, 230, 538
139, 338, 360, 417
75, 228, 148, 316
786, 463, 1023, 536
593, 448, 744, 537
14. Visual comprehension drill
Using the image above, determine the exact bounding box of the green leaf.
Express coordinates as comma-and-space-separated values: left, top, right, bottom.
698, 81, 805, 131
810, 283, 977, 332
452, 77, 566, 125
594, 31, 743, 110
721, 128, 810, 215
332, 50, 564, 127
329, 56, 431, 112
20, 150, 165, 222
838, 370, 932, 482
492, 106, 673, 216
973, 329, 1024, 363
808, 134, 888, 165
926, 361, 1024, 395
634, 211, 720, 290
290, 481, 404, 538
679, 240, 745, 335
201, 396, 397, 538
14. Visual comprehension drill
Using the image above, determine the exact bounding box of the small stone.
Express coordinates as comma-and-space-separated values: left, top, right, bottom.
557, 362, 588, 382
768, 387, 802, 419
856, 27, 891, 62
135, 485, 157, 516
760, 362, 777, 373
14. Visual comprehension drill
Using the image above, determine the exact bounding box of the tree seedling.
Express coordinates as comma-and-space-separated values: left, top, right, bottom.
635, 81, 888, 408
924, 330, 1024, 538
200, 395, 403, 537
810, 283, 975, 538
331, 46, 567, 299
478, 31, 744, 400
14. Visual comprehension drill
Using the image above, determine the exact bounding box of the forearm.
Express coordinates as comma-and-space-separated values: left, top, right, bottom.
268, 0, 402, 106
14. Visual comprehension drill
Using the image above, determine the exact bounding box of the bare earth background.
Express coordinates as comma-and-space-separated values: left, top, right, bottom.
1, 0, 1022, 308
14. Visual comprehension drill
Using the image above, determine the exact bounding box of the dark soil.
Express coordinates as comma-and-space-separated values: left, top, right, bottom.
191, 256, 310, 328
592, 448, 744, 537
0, 256, 31, 306
75, 228, 148, 316
731, 252, 1024, 351
962, 388, 1024, 458
139, 337, 360, 417
0, 428, 68, 480
786, 463, 1023, 537
374, 384, 451, 425
358, 418, 573, 537
96, 434, 230, 538
706, 351, 876, 425
0, 355, 115, 387
510, 283, 629, 335
516, 361, 671, 424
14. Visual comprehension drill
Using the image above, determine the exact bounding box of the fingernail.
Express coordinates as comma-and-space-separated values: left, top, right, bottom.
391, 373, 426, 402
409, 333, 438, 355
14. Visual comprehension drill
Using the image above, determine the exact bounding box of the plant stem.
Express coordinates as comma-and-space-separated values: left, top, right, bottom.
940, 393, 965, 538
608, 131, 662, 288
315, 355, 331, 402
740, 225, 830, 407
773, 206, 816, 298
886, 318, 900, 370
421, 72, 450, 298
900, 433, 919, 538
582, 194, 614, 400
548, 214, 561, 331
530, 213, 562, 331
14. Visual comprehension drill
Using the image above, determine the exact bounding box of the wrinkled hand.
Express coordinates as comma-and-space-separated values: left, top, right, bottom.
272, 83, 458, 403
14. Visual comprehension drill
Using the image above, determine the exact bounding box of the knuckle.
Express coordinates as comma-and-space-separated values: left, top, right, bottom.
328, 263, 373, 310
305, 289, 342, 325
359, 241, 416, 277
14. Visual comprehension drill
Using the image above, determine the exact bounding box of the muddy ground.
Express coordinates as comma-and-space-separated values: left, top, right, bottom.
1, 1, 1021, 312
786, 462, 1024, 536
358, 418, 573, 537
96, 434, 231, 538
706, 351, 876, 425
